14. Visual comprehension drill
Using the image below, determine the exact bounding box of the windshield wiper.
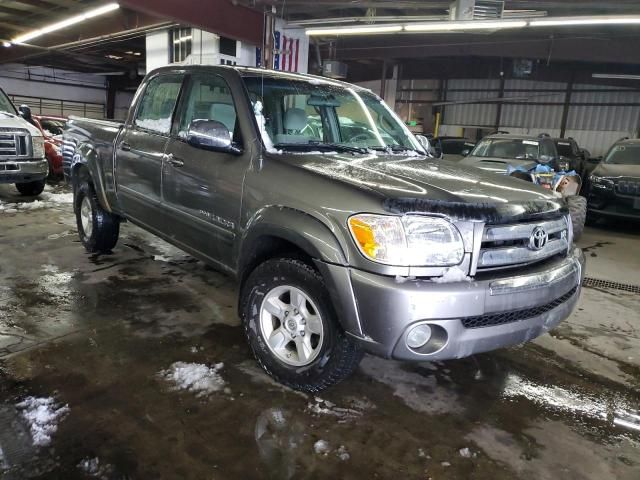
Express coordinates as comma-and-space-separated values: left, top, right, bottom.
274, 142, 369, 155
370, 145, 422, 155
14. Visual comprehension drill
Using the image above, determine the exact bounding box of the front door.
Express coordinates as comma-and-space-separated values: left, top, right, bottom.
162, 72, 253, 269
115, 73, 184, 229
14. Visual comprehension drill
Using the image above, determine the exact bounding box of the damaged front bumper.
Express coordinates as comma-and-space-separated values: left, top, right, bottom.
325, 247, 585, 361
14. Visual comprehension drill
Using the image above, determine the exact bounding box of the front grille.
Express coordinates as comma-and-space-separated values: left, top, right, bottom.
0, 129, 29, 158
477, 217, 569, 270
461, 285, 578, 329
616, 181, 640, 197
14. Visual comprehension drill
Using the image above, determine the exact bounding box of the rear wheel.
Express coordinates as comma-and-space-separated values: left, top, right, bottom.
241, 257, 363, 392
15, 179, 46, 196
567, 195, 587, 241
75, 182, 120, 253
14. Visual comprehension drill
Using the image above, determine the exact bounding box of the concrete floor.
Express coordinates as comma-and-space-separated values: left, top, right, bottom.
0, 183, 638, 480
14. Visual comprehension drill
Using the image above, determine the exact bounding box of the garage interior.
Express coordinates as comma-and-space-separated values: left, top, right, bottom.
0, 0, 639, 479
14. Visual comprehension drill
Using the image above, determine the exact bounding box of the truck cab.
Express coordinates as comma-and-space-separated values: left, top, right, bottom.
0, 88, 48, 196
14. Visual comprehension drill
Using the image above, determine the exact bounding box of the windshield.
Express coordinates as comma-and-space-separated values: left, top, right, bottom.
470, 138, 540, 160
605, 144, 640, 165
242, 76, 421, 153
40, 119, 66, 137
0, 89, 16, 115
554, 142, 573, 157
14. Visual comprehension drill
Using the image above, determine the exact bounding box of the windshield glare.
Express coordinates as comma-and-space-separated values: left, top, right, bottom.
471, 138, 540, 160
605, 145, 640, 165
242, 76, 421, 153
0, 90, 16, 115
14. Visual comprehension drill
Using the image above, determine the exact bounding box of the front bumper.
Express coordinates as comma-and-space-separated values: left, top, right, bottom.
325, 247, 585, 361
588, 184, 640, 219
0, 158, 48, 184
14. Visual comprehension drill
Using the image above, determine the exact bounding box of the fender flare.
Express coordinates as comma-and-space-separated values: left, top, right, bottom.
70, 142, 112, 213
237, 206, 348, 271
237, 207, 364, 337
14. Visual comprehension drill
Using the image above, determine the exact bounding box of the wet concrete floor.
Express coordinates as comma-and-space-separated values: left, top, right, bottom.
0, 183, 639, 479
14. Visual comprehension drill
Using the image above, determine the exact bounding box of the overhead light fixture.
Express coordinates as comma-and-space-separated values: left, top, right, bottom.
530, 16, 640, 27
305, 25, 403, 36
592, 73, 640, 80
11, 3, 119, 44
404, 19, 527, 32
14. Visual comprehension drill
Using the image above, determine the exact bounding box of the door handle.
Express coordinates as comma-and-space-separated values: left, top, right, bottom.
165, 153, 184, 167
120, 142, 131, 151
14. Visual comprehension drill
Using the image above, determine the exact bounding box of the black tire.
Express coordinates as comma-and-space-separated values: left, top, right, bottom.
75, 182, 120, 253
15, 179, 45, 196
241, 258, 363, 393
567, 195, 587, 241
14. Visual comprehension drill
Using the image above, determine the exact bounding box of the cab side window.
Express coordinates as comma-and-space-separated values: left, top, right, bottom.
178, 75, 238, 140
134, 74, 183, 135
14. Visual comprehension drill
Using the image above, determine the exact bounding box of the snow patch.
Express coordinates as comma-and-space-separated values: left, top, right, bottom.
159, 362, 226, 397
135, 117, 172, 134
459, 447, 472, 458
431, 266, 471, 284
336, 445, 350, 461
306, 397, 365, 423
16, 396, 69, 447
313, 439, 331, 455
77, 457, 113, 477
253, 101, 282, 154
0, 189, 73, 214
395, 275, 416, 284
0, 446, 5, 469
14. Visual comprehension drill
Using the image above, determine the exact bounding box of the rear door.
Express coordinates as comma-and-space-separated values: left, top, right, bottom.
115, 73, 184, 228
161, 70, 253, 269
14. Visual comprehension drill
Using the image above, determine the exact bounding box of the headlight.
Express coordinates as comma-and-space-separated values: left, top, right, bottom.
348, 214, 464, 266
32, 136, 45, 159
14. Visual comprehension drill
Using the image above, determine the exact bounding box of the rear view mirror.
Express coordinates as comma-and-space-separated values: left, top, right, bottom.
307, 95, 341, 107
415, 134, 438, 158
186, 119, 241, 155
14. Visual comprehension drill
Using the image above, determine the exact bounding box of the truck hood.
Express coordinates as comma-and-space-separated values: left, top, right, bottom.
274, 152, 563, 222
591, 162, 640, 179
0, 111, 42, 137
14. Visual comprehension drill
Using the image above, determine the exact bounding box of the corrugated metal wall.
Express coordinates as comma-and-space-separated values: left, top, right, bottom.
430, 77, 640, 155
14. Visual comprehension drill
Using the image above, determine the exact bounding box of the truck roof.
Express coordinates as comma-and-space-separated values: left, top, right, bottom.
146, 65, 372, 93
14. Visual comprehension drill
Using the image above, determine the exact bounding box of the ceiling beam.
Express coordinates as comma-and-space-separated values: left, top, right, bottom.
119, 0, 264, 44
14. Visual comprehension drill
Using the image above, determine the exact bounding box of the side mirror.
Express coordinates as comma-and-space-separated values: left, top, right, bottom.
18, 104, 32, 122
415, 134, 439, 158
461, 149, 470, 157
186, 119, 241, 154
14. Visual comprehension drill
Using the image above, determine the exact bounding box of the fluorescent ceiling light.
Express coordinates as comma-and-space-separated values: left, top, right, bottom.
592, 73, 640, 80
11, 3, 119, 44
404, 20, 527, 32
530, 16, 640, 27
306, 25, 402, 36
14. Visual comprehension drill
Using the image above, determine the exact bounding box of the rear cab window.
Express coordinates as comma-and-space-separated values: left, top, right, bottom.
134, 74, 184, 135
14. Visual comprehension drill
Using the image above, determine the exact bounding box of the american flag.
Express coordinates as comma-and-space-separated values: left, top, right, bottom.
274, 31, 300, 72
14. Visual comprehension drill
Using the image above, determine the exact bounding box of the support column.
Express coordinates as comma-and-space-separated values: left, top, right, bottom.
560, 72, 575, 138
495, 74, 505, 132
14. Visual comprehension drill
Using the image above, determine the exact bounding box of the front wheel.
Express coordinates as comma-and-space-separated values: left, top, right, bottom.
74, 182, 120, 253
241, 258, 363, 393
567, 195, 587, 241
15, 179, 46, 196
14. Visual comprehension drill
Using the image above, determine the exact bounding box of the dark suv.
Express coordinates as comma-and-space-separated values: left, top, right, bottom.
587, 138, 640, 221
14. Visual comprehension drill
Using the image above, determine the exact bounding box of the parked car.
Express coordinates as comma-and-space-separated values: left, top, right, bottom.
33, 115, 67, 178
63, 66, 585, 392
551, 137, 590, 179
587, 138, 640, 222
459, 133, 587, 239
0, 87, 48, 195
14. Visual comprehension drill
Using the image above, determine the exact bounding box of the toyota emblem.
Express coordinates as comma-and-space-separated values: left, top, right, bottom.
529, 226, 548, 251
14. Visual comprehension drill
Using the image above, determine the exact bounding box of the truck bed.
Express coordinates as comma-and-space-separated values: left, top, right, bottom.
62, 116, 123, 181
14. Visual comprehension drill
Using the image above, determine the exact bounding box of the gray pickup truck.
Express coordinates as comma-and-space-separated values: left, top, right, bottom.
0, 87, 48, 196
63, 66, 585, 392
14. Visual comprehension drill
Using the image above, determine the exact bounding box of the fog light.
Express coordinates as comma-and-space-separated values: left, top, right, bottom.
406, 324, 432, 349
